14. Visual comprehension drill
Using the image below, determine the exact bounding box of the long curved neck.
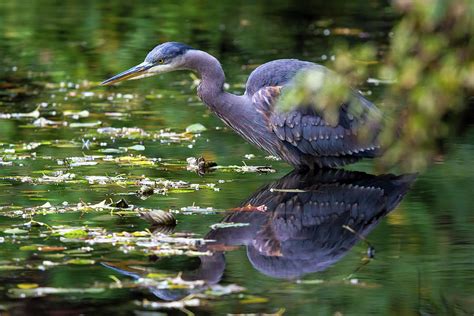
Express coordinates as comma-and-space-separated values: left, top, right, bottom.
181, 49, 280, 156
183, 50, 244, 112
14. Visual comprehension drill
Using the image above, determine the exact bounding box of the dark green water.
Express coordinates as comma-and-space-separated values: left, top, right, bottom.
0, 1, 473, 315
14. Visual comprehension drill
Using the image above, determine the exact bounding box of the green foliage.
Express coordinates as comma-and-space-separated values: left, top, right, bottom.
278, 44, 381, 144
281, 0, 474, 171
279, 68, 354, 126
379, 0, 474, 170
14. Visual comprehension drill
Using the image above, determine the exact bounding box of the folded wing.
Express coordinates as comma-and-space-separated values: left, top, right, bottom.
252, 85, 381, 158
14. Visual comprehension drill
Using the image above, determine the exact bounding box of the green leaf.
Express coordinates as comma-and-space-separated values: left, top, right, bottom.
185, 123, 207, 133
66, 259, 96, 265
63, 229, 88, 239
4, 228, 28, 234
0, 265, 23, 271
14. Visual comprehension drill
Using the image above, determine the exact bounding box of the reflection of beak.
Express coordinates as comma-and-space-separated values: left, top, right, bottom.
100, 62, 153, 86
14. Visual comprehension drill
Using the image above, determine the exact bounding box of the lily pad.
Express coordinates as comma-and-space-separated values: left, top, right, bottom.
4, 228, 28, 234
185, 123, 207, 133
210, 222, 250, 230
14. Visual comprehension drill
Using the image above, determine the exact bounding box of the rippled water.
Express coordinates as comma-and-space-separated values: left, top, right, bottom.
0, 1, 473, 315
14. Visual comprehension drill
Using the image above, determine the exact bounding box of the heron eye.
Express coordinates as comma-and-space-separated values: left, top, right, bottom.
157, 59, 164, 64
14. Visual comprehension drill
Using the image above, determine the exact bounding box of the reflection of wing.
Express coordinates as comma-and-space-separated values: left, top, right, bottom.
252, 85, 380, 162
101, 255, 225, 302
209, 169, 416, 279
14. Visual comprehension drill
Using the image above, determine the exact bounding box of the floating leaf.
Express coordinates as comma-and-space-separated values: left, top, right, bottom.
66, 259, 96, 265
89, 200, 110, 209
297, 279, 325, 284
239, 295, 269, 304
215, 164, 276, 173
185, 123, 207, 133
33, 117, 64, 127
127, 144, 145, 151
0, 265, 23, 271
131, 231, 149, 237
63, 229, 88, 239
4, 228, 28, 234
179, 205, 217, 215
0, 108, 40, 119
63, 110, 90, 118
69, 121, 102, 128
8, 286, 105, 298
114, 155, 155, 166
20, 245, 38, 251
38, 246, 67, 252
138, 297, 201, 310
17, 283, 39, 290
210, 222, 250, 230
146, 273, 169, 279
206, 284, 245, 296
99, 148, 124, 154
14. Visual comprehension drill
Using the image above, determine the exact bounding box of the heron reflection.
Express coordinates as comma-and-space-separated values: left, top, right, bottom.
103, 169, 415, 300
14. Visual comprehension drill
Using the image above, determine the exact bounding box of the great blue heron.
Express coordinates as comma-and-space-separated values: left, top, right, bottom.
101, 42, 380, 169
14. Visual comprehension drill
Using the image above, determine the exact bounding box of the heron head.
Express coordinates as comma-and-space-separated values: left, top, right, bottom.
101, 42, 194, 85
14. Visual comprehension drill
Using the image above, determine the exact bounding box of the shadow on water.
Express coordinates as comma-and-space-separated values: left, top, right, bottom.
103, 168, 416, 301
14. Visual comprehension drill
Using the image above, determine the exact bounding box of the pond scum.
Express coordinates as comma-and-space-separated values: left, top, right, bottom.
0, 80, 282, 313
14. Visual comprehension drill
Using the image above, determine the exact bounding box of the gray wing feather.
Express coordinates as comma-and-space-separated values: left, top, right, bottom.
252, 85, 380, 158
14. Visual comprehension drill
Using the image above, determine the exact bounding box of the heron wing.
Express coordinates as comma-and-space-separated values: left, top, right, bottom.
252, 86, 380, 157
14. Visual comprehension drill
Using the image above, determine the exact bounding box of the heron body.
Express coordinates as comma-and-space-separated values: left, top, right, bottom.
102, 42, 381, 169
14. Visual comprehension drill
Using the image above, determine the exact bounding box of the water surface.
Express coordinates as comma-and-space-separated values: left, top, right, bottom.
0, 1, 473, 315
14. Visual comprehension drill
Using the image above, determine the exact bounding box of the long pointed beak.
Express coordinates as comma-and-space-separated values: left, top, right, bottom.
100, 62, 153, 86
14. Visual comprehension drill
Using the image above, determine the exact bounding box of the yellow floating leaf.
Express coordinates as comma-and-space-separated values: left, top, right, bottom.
66, 259, 95, 265
17, 283, 39, 289
131, 231, 149, 237
239, 296, 269, 304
